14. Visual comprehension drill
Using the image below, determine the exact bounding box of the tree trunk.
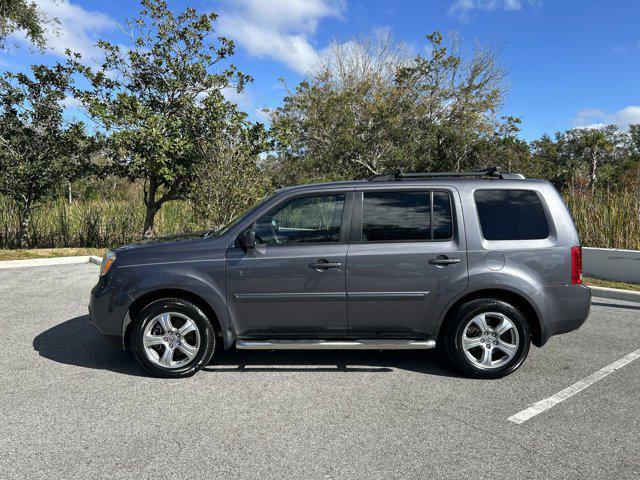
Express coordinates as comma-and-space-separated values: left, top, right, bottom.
588, 155, 598, 192
142, 177, 159, 238
588, 147, 599, 192
68, 181, 72, 204
18, 204, 31, 249
143, 203, 158, 239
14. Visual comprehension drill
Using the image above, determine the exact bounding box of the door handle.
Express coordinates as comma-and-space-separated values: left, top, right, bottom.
309, 259, 342, 270
429, 256, 462, 266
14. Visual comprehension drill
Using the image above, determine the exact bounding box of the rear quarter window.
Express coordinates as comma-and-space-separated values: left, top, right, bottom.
474, 189, 549, 240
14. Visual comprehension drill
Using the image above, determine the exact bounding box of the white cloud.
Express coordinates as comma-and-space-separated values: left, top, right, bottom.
59, 95, 82, 109
218, 0, 344, 75
10, 0, 115, 62
221, 86, 255, 112
449, 0, 538, 19
573, 106, 640, 130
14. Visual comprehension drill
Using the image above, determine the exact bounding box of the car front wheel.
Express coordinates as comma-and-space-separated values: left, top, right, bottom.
130, 297, 216, 378
444, 299, 531, 379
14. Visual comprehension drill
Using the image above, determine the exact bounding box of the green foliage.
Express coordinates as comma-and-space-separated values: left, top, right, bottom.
74, 0, 265, 237
267, 31, 517, 184
0, 0, 51, 49
0, 0, 638, 252
190, 116, 269, 226
0, 60, 97, 247
531, 125, 638, 190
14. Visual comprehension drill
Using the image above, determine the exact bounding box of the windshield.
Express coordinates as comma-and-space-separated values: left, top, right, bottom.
205, 193, 276, 238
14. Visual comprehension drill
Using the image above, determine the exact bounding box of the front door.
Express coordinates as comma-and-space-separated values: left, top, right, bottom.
346, 188, 468, 338
226, 192, 351, 338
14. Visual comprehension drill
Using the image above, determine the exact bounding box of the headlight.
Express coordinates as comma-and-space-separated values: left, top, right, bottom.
100, 250, 116, 276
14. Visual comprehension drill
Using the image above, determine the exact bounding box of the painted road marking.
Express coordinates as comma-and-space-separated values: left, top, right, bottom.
508, 348, 640, 424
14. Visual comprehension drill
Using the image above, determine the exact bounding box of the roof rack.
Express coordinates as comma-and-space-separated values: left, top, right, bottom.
367, 167, 525, 182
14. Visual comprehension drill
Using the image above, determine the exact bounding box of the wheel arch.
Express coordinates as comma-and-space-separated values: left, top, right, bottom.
124, 288, 229, 350
436, 288, 543, 347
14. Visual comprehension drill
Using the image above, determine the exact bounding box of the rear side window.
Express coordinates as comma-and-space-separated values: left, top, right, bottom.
475, 190, 549, 240
361, 191, 453, 242
433, 191, 453, 240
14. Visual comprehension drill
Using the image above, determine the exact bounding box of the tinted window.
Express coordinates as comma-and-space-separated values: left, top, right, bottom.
475, 190, 549, 240
362, 191, 431, 241
255, 194, 345, 245
433, 192, 453, 240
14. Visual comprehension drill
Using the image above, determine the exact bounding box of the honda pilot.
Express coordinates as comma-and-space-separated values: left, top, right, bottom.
89, 168, 592, 378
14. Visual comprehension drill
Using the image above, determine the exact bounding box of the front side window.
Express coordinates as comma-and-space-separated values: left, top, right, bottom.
254, 194, 345, 245
475, 189, 550, 240
361, 191, 453, 242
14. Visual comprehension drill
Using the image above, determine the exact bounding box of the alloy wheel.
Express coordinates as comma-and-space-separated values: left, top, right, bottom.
461, 312, 520, 370
142, 311, 201, 369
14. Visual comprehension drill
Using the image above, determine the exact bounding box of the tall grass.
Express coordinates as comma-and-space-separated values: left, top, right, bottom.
564, 189, 640, 250
0, 196, 206, 249
1, 189, 639, 250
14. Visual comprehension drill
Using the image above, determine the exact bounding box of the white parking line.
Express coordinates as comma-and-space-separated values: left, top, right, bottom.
508, 348, 640, 424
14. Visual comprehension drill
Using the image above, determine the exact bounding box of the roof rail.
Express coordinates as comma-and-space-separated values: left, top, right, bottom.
367, 167, 525, 182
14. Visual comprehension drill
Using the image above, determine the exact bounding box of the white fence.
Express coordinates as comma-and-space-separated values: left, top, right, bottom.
583, 247, 640, 284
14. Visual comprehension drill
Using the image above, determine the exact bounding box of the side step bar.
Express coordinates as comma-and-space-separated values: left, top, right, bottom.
236, 339, 436, 350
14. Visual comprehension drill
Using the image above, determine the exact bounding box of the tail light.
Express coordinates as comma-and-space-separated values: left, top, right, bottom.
571, 246, 582, 285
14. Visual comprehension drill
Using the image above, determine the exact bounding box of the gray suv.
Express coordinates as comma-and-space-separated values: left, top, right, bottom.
89, 169, 591, 378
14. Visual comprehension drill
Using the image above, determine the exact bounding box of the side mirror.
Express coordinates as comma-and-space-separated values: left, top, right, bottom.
237, 228, 256, 251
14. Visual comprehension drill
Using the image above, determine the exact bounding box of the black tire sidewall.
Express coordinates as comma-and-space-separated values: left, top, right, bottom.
445, 299, 531, 379
130, 298, 215, 378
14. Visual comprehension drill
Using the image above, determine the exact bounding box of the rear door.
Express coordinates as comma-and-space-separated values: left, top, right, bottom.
346, 186, 468, 338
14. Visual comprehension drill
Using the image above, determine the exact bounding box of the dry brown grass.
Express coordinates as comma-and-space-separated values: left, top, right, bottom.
0, 248, 106, 261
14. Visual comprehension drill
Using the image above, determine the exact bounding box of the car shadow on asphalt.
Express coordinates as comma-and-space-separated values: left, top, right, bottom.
203, 348, 463, 377
33, 315, 462, 378
32, 315, 146, 377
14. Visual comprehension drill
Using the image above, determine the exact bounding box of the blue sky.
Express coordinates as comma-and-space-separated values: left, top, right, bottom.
2, 0, 639, 140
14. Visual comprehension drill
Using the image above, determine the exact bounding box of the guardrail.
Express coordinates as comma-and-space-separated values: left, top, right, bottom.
583, 247, 640, 284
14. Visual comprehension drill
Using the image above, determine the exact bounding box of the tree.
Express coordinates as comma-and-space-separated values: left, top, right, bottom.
75, 0, 256, 237
394, 32, 510, 173
190, 108, 268, 228
268, 31, 515, 184
0, 0, 53, 50
0, 61, 96, 248
572, 129, 612, 191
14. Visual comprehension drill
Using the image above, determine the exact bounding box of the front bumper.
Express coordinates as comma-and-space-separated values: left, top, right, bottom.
89, 281, 129, 349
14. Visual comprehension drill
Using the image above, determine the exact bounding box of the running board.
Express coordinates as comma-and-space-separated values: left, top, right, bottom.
236, 339, 436, 350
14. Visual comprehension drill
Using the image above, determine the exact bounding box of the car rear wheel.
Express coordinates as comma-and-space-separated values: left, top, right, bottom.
130, 298, 216, 378
444, 299, 531, 379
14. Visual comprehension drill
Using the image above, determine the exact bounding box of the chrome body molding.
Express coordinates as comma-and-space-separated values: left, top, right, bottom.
235, 339, 436, 350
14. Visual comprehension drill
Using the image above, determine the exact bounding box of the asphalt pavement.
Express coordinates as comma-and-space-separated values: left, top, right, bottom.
1, 263, 639, 479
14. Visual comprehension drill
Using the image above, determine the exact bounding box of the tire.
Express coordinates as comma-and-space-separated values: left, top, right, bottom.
130, 297, 216, 378
443, 299, 531, 379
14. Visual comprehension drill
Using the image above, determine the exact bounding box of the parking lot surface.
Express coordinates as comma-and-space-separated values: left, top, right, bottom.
1, 263, 639, 479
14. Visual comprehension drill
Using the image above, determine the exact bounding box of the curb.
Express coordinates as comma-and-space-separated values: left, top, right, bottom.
589, 286, 640, 303
0, 255, 102, 270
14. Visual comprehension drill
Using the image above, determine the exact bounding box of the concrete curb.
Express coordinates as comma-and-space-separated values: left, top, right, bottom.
0, 255, 102, 270
589, 286, 640, 303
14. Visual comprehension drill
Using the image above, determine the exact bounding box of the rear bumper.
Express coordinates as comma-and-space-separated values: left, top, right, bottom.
539, 284, 592, 346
